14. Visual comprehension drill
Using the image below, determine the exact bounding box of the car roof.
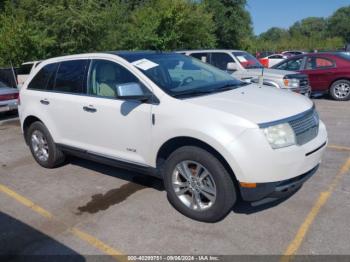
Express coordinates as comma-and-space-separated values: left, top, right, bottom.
177, 49, 245, 53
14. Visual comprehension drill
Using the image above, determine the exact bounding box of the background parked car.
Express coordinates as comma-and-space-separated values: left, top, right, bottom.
281, 51, 307, 58
0, 80, 19, 114
0, 67, 18, 89
272, 52, 350, 101
17, 61, 41, 87
258, 54, 287, 68
179, 49, 311, 96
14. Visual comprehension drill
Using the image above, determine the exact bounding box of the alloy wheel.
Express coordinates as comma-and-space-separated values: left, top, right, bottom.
31, 130, 49, 162
334, 82, 350, 99
172, 160, 217, 211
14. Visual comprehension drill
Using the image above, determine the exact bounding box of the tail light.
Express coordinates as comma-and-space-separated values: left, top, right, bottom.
0, 93, 19, 101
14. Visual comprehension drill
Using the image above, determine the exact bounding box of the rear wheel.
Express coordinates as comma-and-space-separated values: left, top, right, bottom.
27, 121, 65, 168
163, 146, 236, 222
330, 80, 350, 101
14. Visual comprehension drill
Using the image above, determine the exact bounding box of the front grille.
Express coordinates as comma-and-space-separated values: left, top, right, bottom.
299, 78, 309, 88
289, 109, 319, 145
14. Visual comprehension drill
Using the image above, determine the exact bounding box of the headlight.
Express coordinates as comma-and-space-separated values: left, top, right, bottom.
262, 123, 296, 149
283, 78, 300, 88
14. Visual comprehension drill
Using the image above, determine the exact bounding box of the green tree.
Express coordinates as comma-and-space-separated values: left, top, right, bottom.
289, 17, 326, 38
259, 27, 289, 41
203, 0, 253, 49
327, 6, 350, 42
0, 4, 45, 66
125, 0, 216, 50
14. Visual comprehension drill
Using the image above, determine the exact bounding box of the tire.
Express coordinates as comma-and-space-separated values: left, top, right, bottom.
162, 146, 236, 222
27, 121, 65, 168
329, 79, 350, 101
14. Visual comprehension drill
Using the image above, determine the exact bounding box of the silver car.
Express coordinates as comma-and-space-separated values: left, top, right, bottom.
0, 81, 19, 113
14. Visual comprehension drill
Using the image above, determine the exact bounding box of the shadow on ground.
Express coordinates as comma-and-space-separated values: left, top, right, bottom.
69, 157, 164, 214
0, 211, 85, 261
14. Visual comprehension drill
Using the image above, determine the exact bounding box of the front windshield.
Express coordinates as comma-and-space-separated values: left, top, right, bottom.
232, 51, 263, 69
119, 53, 246, 98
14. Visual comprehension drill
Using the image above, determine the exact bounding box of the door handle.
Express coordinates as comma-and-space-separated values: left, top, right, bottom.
40, 99, 50, 105
83, 105, 97, 113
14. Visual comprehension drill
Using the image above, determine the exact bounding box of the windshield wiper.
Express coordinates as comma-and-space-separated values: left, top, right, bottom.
173, 83, 245, 98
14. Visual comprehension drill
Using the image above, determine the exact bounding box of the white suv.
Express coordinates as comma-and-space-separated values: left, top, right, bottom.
19, 52, 327, 222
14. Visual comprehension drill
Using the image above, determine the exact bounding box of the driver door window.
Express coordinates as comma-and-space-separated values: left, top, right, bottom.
276, 57, 303, 71
88, 60, 141, 98
210, 53, 235, 71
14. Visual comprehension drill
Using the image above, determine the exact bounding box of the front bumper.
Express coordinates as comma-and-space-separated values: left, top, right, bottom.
240, 164, 320, 205
0, 99, 18, 113
286, 85, 311, 97
224, 120, 327, 183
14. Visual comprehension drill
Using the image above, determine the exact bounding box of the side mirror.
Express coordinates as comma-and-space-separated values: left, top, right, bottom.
116, 82, 151, 102
227, 62, 238, 72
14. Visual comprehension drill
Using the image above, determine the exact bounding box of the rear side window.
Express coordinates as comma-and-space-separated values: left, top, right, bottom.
305, 57, 335, 70
28, 63, 58, 90
53, 60, 89, 94
18, 64, 34, 75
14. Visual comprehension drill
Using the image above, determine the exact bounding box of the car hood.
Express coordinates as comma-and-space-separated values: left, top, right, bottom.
246, 68, 298, 78
187, 84, 313, 125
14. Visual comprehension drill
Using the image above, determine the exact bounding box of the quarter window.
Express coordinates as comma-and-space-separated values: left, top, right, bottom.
88, 60, 141, 98
53, 60, 89, 94
28, 63, 58, 90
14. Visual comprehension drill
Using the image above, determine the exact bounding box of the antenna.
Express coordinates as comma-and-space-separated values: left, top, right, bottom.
258, 66, 264, 86
10, 61, 18, 89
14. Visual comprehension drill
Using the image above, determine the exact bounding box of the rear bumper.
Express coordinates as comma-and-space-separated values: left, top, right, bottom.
0, 99, 18, 112
240, 164, 319, 205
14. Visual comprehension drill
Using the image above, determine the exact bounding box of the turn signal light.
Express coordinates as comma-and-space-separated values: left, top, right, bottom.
240, 182, 257, 188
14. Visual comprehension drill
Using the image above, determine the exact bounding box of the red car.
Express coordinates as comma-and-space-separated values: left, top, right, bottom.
272, 52, 350, 101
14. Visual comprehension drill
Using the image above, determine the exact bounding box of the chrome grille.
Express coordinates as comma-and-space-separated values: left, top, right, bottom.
299, 78, 309, 88
289, 109, 319, 145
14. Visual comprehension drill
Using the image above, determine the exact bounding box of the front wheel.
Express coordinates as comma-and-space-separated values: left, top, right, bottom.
330, 80, 350, 101
163, 146, 236, 222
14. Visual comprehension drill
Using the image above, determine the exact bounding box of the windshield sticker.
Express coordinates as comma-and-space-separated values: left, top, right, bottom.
132, 59, 159, 71
236, 56, 247, 62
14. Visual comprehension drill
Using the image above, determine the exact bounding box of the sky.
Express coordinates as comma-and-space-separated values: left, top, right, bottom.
247, 0, 350, 35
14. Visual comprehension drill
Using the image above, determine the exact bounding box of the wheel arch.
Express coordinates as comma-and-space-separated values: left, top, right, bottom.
330, 77, 350, 88
23, 115, 44, 144
156, 136, 239, 186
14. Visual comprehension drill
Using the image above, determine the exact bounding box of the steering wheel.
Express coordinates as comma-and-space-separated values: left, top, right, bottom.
179, 76, 194, 87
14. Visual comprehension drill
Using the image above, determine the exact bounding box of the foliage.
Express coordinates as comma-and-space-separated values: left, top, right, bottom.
327, 6, 350, 42
0, 1, 349, 67
202, 0, 253, 50
252, 6, 350, 53
124, 0, 216, 50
